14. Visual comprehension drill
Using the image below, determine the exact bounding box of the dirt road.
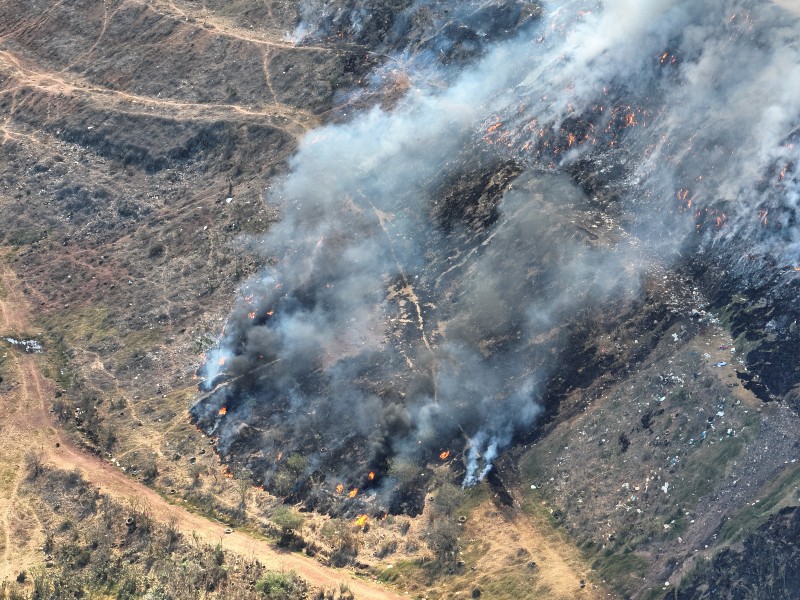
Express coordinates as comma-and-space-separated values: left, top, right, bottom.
0, 261, 401, 599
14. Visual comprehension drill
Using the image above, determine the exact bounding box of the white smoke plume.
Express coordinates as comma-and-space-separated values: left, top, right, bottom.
193, 0, 800, 506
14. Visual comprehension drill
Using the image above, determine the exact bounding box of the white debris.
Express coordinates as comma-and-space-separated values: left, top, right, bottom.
4, 338, 44, 353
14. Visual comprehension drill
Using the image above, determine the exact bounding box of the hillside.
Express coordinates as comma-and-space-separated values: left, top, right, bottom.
2, 1, 800, 599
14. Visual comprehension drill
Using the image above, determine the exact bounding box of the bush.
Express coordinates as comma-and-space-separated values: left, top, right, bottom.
271, 506, 304, 532
139, 457, 158, 482
388, 458, 421, 488
255, 571, 305, 598
24, 451, 44, 480
431, 483, 464, 519
426, 520, 460, 567
327, 528, 360, 568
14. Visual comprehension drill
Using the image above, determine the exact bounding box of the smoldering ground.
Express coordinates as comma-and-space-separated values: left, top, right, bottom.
192, 0, 800, 513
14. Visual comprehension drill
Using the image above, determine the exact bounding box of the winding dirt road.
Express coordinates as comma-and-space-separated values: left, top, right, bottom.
0, 261, 401, 599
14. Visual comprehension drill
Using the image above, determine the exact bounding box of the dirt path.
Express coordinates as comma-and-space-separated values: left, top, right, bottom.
0, 262, 401, 599
0, 49, 318, 138
458, 502, 616, 599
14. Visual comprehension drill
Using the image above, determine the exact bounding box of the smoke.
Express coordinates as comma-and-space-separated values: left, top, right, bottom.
193, 0, 800, 504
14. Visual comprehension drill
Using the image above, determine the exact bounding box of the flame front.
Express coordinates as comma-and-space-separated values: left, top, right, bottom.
368, 471, 375, 481
336, 483, 344, 494
348, 488, 359, 498
440, 450, 451, 460
218, 406, 227, 416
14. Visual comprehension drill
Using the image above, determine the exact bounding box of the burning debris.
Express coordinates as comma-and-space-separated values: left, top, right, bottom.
192, 0, 800, 515
354, 514, 369, 528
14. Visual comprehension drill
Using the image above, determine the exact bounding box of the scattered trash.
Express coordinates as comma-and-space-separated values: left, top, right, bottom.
4, 338, 44, 353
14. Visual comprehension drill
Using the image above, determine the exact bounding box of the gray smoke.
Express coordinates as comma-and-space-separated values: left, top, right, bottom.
193, 0, 800, 501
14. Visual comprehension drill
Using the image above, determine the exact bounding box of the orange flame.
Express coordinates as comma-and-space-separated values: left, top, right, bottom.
354, 514, 369, 527
266, 310, 274, 316
348, 488, 358, 498
218, 407, 227, 416
276, 451, 283, 462
486, 121, 502, 134
248, 311, 256, 319
368, 471, 375, 481
336, 483, 344, 494
439, 450, 451, 460
625, 113, 636, 127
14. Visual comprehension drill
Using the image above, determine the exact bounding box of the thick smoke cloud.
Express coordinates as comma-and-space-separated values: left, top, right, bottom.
193, 0, 800, 506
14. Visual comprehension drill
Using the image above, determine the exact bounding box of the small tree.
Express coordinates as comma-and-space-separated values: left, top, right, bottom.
234, 467, 253, 511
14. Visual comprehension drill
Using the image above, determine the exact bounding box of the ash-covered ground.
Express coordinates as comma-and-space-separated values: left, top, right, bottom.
193, 0, 800, 517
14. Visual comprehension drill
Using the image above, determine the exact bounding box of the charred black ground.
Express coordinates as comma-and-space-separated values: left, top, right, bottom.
191, 0, 800, 527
